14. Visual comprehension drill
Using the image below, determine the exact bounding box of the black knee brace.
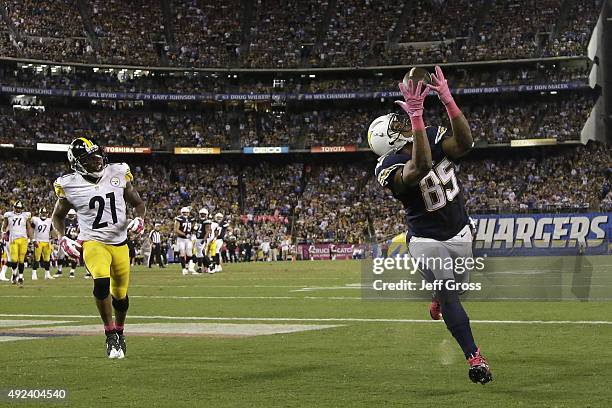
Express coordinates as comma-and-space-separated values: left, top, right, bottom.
92, 277, 110, 300
112, 295, 129, 312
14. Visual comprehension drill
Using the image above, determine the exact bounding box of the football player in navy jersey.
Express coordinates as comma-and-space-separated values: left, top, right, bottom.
369, 66, 492, 384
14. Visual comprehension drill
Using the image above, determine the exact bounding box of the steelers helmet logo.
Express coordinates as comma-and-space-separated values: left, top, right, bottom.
110, 177, 120, 187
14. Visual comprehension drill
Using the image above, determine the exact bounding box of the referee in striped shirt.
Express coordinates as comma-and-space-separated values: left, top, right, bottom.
148, 223, 165, 268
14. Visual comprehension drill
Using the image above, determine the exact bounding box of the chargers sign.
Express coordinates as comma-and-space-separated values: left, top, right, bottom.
472, 213, 611, 256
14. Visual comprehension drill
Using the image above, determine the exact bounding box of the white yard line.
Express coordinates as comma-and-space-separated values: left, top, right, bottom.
2, 294, 612, 301
1, 313, 612, 325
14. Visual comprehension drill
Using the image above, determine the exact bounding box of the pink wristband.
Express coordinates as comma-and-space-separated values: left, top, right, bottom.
409, 116, 425, 132
445, 99, 462, 119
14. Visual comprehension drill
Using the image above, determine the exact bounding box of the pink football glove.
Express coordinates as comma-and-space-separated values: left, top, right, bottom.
395, 80, 431, 118
429, 65, 454, 106
59, 236, 82, 259
127, 217, 145, 234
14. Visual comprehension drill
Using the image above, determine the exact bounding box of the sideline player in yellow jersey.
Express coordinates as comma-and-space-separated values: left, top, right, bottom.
52, 137, 146, 359
31, 208, 55, 280
2, 201, 32, 287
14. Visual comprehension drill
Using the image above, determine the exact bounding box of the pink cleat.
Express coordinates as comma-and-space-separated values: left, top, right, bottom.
468, 348, 493, 384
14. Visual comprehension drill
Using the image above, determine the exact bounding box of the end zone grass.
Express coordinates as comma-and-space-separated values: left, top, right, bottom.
1, 258, 611, 407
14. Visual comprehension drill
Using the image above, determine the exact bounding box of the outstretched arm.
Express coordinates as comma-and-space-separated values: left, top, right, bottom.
394, 80, 433, 187
429, 66, 473, 159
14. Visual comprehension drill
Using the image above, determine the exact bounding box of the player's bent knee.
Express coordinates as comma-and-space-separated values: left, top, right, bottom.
111, 295, 129, 312
92, 277, 111, 300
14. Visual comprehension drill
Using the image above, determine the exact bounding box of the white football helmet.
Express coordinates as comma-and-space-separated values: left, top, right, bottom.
180, 207, 190, 216
214, 213, 223, 223
199, 208, 209, 219
367, 113, 413, 157
67, 208, 77, 219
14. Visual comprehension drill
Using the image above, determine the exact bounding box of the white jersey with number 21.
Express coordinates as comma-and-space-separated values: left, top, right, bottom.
53, 163, 133, 245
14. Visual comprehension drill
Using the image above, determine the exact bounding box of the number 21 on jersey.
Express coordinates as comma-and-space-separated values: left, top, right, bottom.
419, 158, 459, 211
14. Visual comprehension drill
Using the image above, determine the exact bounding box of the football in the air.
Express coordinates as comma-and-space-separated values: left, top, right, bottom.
403, 67, 432, 87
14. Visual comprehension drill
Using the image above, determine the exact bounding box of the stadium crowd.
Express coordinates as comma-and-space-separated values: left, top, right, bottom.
0, 0, 601, 68
0, 91, 593, 148
1, 143, 609, 248
0, 109, 166, 149
90, 0, 165, 66
166, 0, 240, 67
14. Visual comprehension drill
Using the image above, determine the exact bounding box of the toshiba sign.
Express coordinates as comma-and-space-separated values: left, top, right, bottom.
105, 146, 152, 154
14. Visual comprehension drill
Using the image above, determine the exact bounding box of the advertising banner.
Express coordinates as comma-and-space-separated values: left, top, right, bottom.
471, 212, 611, 256
0, 82, 588, 103
384, 213, 611, 257
174, 147, 221, 154
298, 244, 365, 260
105, 146, 152, 154
243, 146, 289, 154
311, 145, 358, 153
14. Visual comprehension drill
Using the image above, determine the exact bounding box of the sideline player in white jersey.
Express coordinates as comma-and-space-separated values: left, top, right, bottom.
2, 201, 32, 286
31, 208, 55, 280
52, 137, 146, 359
174, 207, 195, 275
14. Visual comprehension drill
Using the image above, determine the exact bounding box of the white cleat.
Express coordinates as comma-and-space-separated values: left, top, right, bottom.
44, 274, 55, 280
182, 268, 189, 276
0, 273, 8, 282
106, 334, 124, 359
32, 272, 38, 281
108, 347, 124, 359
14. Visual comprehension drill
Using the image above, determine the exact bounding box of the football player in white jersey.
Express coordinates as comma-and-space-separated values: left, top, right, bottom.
52, 137, 146, 359
2, 201, 32, 286
31, 208, 54, 280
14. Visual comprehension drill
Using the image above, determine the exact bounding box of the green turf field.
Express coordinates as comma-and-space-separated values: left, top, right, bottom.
1, 257, 612, 408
